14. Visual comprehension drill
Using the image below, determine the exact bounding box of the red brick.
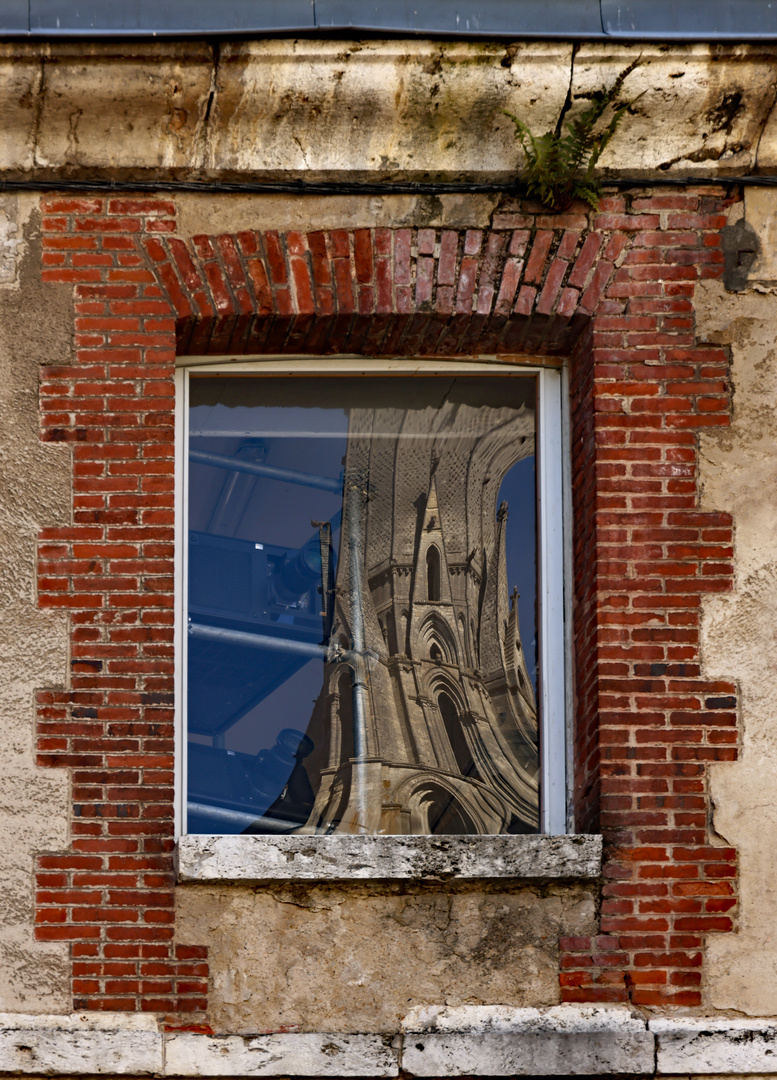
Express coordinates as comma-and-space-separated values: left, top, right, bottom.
514, 285, 536, 317
568, 234, 602, 288
523, 229, 553, 283
494, 257, 522, 314
108, 199, 175, 217
307, 232, 332, 286
290, 257, 315, 314
581, 260, 615, 312
536, 258, 568, 315
44, 198, 105, 214
438, 231, 458, 285
391, 229, 411, 285
353, 230, 373, 283
417, 228, 436, 256
463, 230, 482, 256
75, 217, 142, 234
557, 287, 580, 317
415, 256, 434, 306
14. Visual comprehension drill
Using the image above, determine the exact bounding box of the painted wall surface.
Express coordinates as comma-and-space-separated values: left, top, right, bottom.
173, 193, 502, 241
178, 883, 596, 1032
0, 195, 72, 1010
698, 192, 777, 1012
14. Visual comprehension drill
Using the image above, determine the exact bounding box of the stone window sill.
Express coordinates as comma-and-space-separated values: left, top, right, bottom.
174, 833, 602, 884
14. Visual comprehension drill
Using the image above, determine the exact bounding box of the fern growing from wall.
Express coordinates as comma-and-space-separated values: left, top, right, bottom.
504, 58, 643, 212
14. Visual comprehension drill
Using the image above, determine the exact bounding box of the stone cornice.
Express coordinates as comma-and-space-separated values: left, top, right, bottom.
2, 41, 777, 182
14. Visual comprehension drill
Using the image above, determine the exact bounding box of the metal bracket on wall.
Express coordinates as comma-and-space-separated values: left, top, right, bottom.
720, 218, 761, 292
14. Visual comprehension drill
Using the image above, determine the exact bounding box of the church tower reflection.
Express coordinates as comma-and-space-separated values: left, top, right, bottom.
301, 394, 540, 835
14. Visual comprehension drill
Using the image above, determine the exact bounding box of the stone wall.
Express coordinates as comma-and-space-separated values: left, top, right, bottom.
23, 190, 739, 1019
0, 33, 775, 1058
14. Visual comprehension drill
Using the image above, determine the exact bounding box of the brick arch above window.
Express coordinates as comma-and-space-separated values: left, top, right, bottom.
142, 222, 627, 356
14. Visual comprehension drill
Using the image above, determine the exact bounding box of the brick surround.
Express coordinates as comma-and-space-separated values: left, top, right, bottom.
35, 190, 737, 1012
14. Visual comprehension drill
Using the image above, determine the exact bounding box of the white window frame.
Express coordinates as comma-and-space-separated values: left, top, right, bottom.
174, 356, 571, 841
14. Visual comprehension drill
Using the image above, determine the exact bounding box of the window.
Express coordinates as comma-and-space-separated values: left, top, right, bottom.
176, 359, 568, 838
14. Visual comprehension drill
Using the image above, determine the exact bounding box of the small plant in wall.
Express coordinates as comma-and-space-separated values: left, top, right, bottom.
504, 58, 643, 212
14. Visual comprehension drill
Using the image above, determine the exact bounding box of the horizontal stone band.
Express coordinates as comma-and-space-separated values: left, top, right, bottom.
2, 1010, 777, 1076
2, 43, 776, 182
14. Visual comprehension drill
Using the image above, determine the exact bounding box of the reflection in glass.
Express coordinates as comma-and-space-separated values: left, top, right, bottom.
186, 376, 539, 836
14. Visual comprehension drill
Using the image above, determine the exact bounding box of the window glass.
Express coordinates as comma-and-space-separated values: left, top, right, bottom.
186, 375, 539, 836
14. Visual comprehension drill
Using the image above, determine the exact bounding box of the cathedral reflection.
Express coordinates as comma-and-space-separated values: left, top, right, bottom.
186, 376, 539, 835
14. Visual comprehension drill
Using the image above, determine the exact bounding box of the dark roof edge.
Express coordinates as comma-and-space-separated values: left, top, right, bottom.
3, 0, 777, 41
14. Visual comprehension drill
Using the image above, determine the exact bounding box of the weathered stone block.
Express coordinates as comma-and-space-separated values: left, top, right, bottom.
3, 42, 775, 182
22, 43, 211, 178
401, 1005, 653, 1075
0, 197, 72, 1014
652, 1017, 777, 1074
204, 40, 570, 182
164, 1033, 398, 1077
0, 50, 40, 175
696, 277, 777, 1018
0, 1013, 162, 1075
574, 44, 777, 177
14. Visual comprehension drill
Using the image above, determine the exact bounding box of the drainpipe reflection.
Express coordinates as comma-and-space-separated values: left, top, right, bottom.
346, 471, 370, 833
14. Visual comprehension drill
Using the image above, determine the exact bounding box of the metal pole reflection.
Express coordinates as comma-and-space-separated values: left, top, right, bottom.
190, 448, 343, 494
346, 475, 369, 833
188, 622, 326, 659
186, 801, 296, 833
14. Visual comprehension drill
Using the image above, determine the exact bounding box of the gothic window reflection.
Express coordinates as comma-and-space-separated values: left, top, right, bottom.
185, 374, 540, 836
426, 547, 441, 601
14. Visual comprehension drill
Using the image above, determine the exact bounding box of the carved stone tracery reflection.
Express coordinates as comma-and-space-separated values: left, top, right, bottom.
301, 394, 539, 836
